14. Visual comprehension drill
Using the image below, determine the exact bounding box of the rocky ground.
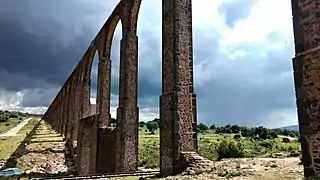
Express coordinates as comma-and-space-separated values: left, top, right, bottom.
157, 157, 304, 180
0, 118, 31, 137
3, 121, 305, 179
14, 121, 75, 176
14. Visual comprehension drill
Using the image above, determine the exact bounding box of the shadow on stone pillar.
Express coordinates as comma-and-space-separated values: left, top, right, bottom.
76, 115, 97, 175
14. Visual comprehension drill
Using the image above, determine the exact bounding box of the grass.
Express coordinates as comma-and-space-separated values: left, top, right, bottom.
0, 118, 21, 134
0, 121, 302, 179
137, 132, 301, 169
0, 118, 40, 165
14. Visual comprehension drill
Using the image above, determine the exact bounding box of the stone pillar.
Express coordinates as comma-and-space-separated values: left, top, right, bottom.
58, 95, 63, 134
76, 76, 91, 171
115, 34, 139, 173
72, 83, 81, 148
96, 55, 112, 172
61, 92, 65, 136
97, 56, 112, 127
82, 76, 91, 118
160, 0, 198, 176
77, 115, 96, 175
62, 86, 69, 140
55, 101, 59, 132
67, 79, 75, 142
291, 0, 320, 177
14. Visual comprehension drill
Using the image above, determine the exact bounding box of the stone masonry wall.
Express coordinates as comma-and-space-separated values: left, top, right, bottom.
292, 0, 320, 177
77, 115, 97, 175
160, 0, 198, 176
96, 125, 117, 173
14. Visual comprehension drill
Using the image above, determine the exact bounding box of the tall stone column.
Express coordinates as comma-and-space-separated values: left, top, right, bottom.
97, 56, 111, 127
292, 0, 320, 177
160, 0, 198, 176
76, 75, 91, 170
58, 96, 63, 134
62, 88, 69, 139
60, 90, 65, 137
115, 33, 139, 173
56, 97, 59, 133
65, 84, 72, 141
72, 80, 81, 147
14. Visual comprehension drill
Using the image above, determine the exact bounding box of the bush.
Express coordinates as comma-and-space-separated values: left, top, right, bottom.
231, 125, 240, 134
282, 137, 290, 143
233, 134, 241, 139
289, 150, 300, 157
216, 139, 246, 160
259, 140, 275, 149
139, 121, 146, 127
198, 123, 209, 133
0, 113, 9, 122
9, 113, 18, 118
146, 121, 158, 134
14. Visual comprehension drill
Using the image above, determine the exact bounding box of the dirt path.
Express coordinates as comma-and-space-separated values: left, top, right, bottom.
15, 121, 75, 175
0, 118, 31, 137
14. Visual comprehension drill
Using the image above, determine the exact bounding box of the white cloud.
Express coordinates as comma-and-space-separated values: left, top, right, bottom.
0, 0, 298, 128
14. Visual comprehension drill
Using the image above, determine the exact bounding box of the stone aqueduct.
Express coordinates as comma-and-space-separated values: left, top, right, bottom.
42, 0, 319, 178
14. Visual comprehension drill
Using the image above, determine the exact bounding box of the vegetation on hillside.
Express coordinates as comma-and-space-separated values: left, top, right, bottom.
0, 110, 42, 134
137, 119, 301, 169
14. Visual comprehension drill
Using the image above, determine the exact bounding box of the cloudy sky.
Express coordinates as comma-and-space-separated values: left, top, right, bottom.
0, 0, 297, 128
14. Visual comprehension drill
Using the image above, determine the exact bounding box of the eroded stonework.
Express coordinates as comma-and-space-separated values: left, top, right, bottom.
160, 0, 197, 176
292, 0, 320, 178
42, 0, 201, 177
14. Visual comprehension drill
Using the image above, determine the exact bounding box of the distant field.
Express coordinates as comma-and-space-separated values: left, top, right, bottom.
0, 118, 22, 134
138, 131, 301, 169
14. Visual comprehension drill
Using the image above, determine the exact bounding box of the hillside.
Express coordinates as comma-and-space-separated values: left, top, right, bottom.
280, 125, 299, 132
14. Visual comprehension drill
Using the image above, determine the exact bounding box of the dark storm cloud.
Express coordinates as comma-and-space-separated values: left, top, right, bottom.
218, 0, 259, 27
0, 0, 298, 127
0, 1, 101, 90
19, 88, 59, 107
194, 37, 296, 127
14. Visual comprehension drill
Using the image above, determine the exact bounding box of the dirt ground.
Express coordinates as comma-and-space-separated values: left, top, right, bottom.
0, 118, 31, 137
15, 121, 75, 175
11, 121, 305, 179
153, 157, 303, 180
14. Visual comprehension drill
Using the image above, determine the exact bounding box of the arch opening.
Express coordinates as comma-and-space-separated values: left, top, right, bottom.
89, 49, 99, 116
109, 21, 122, 127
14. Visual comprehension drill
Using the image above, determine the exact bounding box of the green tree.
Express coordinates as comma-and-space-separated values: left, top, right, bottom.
268, 129, 278, 139
151, 118, 160, 127
253, 126, 268, 140
209, 124, 216, 130
231, 125, 240, 134
0, 113, 9, 122
146, 121, 158, 134
139, 121, 146, 128
198, 123, 209, 133
240, 126, 251, 137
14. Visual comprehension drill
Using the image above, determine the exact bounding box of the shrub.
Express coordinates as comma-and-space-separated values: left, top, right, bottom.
146, 121, 158, 134
216, 139, 246, 160
9, 113, 18, 118
0, 113, 9, 122
198, 123, 209, 133
289, 150, 300, 157
233, 134, 241, 139
139, 121, 146, 127
259, 140, 275, 149
231, 125, 240, 134
282, 137, 290, 143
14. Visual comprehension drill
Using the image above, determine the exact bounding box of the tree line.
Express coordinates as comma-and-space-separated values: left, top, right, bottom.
198, 123, 299, 140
